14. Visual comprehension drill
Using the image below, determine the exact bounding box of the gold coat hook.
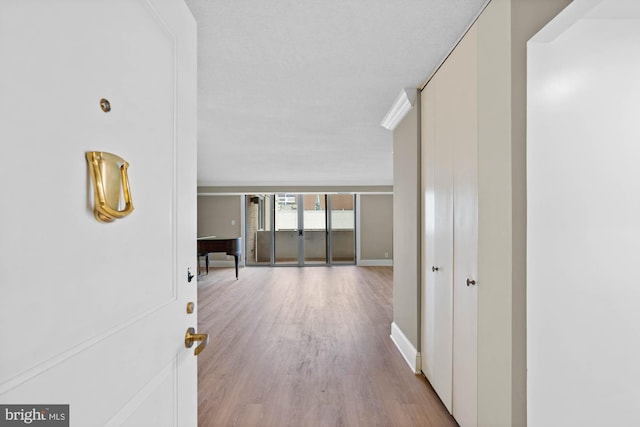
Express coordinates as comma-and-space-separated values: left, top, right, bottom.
86, 151, 134, 223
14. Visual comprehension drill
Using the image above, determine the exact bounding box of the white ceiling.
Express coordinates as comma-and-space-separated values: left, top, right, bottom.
185, 0, 487, 188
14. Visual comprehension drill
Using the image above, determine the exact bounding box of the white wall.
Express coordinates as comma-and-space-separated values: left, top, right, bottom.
528, 1, 640, 425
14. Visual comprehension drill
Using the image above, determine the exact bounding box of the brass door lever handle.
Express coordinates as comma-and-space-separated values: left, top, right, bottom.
185, 327, 209, 356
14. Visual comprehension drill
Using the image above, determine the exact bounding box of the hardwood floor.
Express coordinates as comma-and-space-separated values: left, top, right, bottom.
197, 266, 457, 427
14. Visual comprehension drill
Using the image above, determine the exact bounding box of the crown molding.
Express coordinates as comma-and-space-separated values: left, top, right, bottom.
380, 89, 417, 131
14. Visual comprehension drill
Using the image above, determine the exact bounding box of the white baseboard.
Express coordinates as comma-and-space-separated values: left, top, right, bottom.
390, 322, 421, 374
358, 259, 393, 267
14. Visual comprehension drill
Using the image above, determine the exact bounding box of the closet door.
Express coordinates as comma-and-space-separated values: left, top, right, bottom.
432, 70, 456, 412
421, 72, 455, 413
421, 82, 437, 384
421, 21, 479, 426
451, 23, 479, 427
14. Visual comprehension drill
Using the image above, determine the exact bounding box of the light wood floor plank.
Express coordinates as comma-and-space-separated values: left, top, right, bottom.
197, 266, 456, 427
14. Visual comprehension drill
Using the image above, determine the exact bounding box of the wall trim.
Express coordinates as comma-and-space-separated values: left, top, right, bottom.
358, 259, 393, 267
197, 185, 393, 194
390, 322, 420, 374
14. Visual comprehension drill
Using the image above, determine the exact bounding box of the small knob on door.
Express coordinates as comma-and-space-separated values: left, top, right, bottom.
466, 278, 476, 287
432, 266, 439, 272
185, 327, 209, 356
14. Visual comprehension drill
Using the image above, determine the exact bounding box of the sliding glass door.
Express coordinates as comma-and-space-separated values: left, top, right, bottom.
245, 193, 355, 266
302, 194, 327, 264
274, 193, 299, 265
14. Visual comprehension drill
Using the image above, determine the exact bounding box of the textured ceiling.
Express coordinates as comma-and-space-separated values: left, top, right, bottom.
185, 0, 487, 187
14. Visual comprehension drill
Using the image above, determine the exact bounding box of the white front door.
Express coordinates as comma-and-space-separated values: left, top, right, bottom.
528, 1, 640, 425
0, 1, 199, 426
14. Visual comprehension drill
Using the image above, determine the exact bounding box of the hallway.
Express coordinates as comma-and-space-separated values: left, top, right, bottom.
197, 266, 456, 426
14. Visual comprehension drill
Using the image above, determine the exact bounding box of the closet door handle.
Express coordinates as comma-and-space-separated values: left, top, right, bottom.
432, 266, 439, 272
466, 278, 476, 287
